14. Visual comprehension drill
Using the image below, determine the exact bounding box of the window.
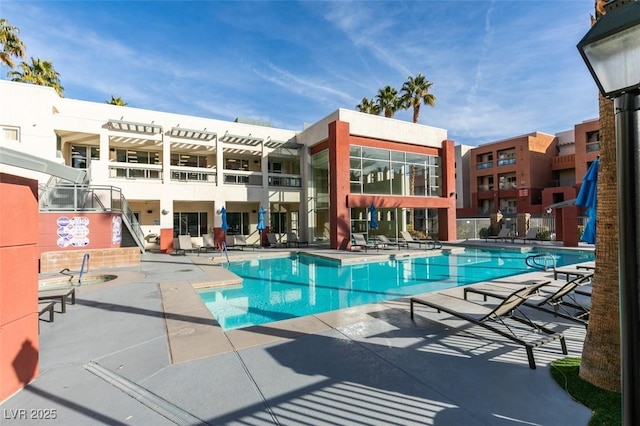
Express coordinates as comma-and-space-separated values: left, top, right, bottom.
115, 149, 159, 164
270, 212, 287, 234
173, 212, 208, 237
171, 154, 207, 167
226, 212, 249, 235
225, 158, 249, 170
2, 126, 19, 142
71, 145, 100, 169
268, 162, 282, 173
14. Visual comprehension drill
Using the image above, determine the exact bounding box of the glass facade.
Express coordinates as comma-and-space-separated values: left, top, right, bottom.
349, 146, 441, 197
311, 150, 329, 243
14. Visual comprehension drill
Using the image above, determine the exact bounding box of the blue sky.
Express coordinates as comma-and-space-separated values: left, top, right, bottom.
3, 1, 599, 146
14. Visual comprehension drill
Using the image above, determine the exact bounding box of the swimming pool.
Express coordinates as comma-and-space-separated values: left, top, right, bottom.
198, 248, 594, 331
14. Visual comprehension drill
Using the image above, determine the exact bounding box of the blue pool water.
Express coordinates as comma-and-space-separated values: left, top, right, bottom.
198, 248, 594, 331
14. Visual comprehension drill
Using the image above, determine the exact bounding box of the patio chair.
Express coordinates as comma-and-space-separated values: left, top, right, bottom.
516, 228, 539, 244
267, 233, 286, 248
410, 281, 568, 369
38, 300, 55, 322
351, 233, 378, 252
39, 287, 76, 313
486, 227, 513, 243
229, 235, 257, 251
463, 273, 593, 327
199, 233, 217, 254
287, 232, 309, 248
376, 234, 407, 249
400, 231, 442, 249
175, 235, 200, 255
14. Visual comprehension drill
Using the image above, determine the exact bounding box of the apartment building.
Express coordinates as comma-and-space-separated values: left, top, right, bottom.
456, 119, 600, 219
0, 81, 456, 253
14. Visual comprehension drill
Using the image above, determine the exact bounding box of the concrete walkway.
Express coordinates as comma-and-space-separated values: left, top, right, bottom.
1, 247, 593, 425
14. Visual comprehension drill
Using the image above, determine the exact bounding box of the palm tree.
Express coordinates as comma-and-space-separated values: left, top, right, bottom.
400, 73, 436, 124
356, 97, 380, 115
0, 19, 26, 68
106, 96, 128, 106
8, 57, 64, 96
578, 1, 620, 392
376, 85, 400, 118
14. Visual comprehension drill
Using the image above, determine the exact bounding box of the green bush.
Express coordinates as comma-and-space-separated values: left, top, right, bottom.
479, 227, 489, 239
537, 226, 551, 241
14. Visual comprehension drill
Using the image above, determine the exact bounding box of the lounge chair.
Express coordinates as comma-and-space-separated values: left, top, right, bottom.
287, 232, 308, 248
199, 233, 217, 253
266, 233, 286, 248
516, 228, 539, 244
487, 227, 513, 243
351, 233, 378, 252
39, 287, 76, 313
229, 235, 257, 251
376, 234, 407, 249
463, 274, 593, 327
175, 235, 200, 255
410, 282, 568, 369
400, 231, 442, 250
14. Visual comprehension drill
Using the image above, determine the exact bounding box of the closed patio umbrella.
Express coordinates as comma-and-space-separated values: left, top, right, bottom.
257, 207, 265, 247
576, 158, 599, 244
370, 203, 378, 230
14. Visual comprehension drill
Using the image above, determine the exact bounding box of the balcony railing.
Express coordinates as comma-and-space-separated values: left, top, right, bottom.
109, 163, 162, 180
497, 158, 516, 166
170, 166, 216, 183
476, 161, 493, 170
477, 184, 494, 192
586, 142, 600, 152
268, 173, 302, 188
223, 171, 263, 186
498, 182, 517, 190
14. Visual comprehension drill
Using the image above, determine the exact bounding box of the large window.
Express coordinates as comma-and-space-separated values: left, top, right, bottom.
226, 212, 249, 235
311, 150, 330, 243
350, 146, 441, 196
270, 212, 287, 234
173, 212, 208, 237
115, 149, 159, 164
171, 153, 207, 167
71, 145, 100, 169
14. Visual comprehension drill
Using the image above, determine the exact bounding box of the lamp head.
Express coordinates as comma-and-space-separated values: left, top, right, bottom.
577, 0, 640, 98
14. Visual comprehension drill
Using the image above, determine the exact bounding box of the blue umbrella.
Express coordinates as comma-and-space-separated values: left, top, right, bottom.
576, 158, 599, 244
370, 203, 378, 230
257, 207, 265, 231
220, 207, 229, 232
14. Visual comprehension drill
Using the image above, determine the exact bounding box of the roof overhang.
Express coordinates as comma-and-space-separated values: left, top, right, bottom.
106, 119, 162, 135
0, 146, 87, 184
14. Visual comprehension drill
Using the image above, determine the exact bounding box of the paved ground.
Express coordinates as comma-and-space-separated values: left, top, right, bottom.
1, 242, 595, 425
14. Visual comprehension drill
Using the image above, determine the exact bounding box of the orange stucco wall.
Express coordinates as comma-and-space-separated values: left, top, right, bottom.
0, 174, 40, 402
38, 212, 123, 255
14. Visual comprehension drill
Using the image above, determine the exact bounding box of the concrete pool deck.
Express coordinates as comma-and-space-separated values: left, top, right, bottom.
2, 242, 595, 425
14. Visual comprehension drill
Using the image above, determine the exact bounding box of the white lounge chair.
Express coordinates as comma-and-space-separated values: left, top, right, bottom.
287, 232, 308, 248
351, 233, 378, 252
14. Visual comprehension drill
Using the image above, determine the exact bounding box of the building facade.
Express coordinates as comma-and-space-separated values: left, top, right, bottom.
1, 81, 457, 252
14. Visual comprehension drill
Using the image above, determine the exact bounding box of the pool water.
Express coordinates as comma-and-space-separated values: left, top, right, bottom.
198, 248, 594, 331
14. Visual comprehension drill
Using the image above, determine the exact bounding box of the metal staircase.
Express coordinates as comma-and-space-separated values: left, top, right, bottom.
39, 176, 145, 253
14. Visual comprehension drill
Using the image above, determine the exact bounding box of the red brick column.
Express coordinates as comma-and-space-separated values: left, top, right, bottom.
328, 121, 352, 250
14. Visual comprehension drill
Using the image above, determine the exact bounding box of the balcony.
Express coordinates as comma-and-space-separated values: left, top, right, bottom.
477, 184, 494, 192
498, 182, 517, 190
223, 171, 263, 186
551, 154, 575, 171
170, 166, 216, 183
497, 157, 516, 166
109, 163, 162, 180
268, 173, 302, 188
586, 142, 600, 153
476, 161, 493, 170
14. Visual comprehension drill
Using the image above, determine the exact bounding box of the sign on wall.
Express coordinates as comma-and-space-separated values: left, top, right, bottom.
56, 216, 90, 248
112, 216, 122, 244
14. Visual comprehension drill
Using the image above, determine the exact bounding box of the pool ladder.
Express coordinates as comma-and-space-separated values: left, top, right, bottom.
59, 253, 90, 285
525, 253, 556, 271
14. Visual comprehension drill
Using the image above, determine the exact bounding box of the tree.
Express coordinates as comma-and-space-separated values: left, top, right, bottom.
400, 73, 436, 124
8, 57, 64, 96
106, 96, 128, 106
356, 97, 380, 115
578, 1, 620, 392
375, 85, 400, 118
0, 19, 26, 68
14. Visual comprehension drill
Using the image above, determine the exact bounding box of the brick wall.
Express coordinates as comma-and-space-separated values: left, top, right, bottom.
40, 248, 140, 273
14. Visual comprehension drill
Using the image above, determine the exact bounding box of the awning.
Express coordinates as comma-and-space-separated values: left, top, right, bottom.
546, 198, 576, 209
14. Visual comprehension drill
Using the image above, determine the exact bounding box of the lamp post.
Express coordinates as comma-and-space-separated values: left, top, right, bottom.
577, 1, 640, 425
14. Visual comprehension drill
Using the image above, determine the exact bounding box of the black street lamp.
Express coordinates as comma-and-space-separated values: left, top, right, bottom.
577, 1, 640, 425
